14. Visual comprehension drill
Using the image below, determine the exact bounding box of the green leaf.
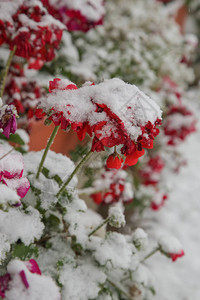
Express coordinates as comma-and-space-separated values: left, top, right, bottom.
0, 132, 25, 145
12, 243, 38, 260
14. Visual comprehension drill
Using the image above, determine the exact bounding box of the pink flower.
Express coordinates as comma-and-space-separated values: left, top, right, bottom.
0, 146, 30, 199
0, 105, 17, 138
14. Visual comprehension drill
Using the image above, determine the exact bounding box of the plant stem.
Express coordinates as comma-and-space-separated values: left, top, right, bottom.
0, 45, 17, 99
56, 150, 93, 198
88, 217, 110, 237
108, 279, 134, 300
36, 125, 59, 179
0, 147, 14, 160
141, 247, 159, 263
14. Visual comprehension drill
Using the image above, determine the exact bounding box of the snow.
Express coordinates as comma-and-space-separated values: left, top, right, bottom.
6, 259, 60, 300
41, 78, 161, 141
141, 98, 200, 300
132, 228, 148, 251
59, 257, 106, 300
0, 207, 44, 245
49, 0, 105, 22
91, 232, 135, 269
0, 233, 10, 262
108, 203, 126, 228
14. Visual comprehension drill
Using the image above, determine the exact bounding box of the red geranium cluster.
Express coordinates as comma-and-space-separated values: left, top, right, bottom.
151, 193, 168, 211
164, 105, 196, 145
0, 0, 65, 69
39, 78, 162, 168
41, 0, 104, 32
91, 168, 133, 205
4, 63, 46, 131
139, 155, 165, 186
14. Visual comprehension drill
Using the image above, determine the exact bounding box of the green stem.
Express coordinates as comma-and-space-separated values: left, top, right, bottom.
108, 279, 134, 300
56, 150, 93, 198
0, 147, 14, 160
88, 217, 110, 238
36, 126, 59, 179
0, 45, 17, 99
141, 247, 159, 263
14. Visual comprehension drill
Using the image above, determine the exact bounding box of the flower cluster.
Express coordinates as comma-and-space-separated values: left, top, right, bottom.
164, 105, 196, 145
91, 168, 134, 205
4, 63, 46, 131
0, 146, 30, 199
0, 0, 65, 69
41, 0, 105, 32
40, 78, 162, 168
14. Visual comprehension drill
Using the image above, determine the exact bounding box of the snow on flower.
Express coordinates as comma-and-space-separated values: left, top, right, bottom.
41, 0, 105, 32
164, 105, 196, 145
0, 206, 44, 245
91, 168, 134, 205
40, 78, 162, 166
0, 146, 30, 198
159, 235, 185, 262
108, 202, 126, 228
131, 228, 148, 251
0, 0, 65, 69
0, 259, 60, 300
4, 62, 46, 131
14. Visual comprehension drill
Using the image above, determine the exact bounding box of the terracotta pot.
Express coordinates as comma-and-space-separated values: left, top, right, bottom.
175, 5, 188, 33
29, 120, 79, 156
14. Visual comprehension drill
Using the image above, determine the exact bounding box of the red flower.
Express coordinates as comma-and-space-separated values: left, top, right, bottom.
151, 194, 168, 211
169, 250, 185, 262
0, 0, 65, 69
41, 78, 162, 164
164, 105, 196, 145
4, 64, 46, 131
91, 168, 133, 205
91, 192, 103, 204
41, 0, 105, 32
49, 78, 78, 93
106, 153, 123, 169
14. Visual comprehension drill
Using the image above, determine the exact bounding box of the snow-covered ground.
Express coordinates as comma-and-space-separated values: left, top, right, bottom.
143, 97, 200, 300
